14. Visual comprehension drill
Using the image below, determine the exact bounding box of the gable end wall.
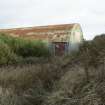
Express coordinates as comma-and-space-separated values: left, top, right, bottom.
68, 24, 83, 52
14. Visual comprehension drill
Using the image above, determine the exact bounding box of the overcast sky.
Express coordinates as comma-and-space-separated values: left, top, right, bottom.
0, 0, 105, 39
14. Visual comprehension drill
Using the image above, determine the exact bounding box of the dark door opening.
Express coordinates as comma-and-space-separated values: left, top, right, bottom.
53, 42, 68, 56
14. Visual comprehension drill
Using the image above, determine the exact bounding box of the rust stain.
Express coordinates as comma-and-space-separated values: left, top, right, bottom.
0, 24, 75, 42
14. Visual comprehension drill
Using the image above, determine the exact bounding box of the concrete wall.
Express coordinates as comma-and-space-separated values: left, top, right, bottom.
68, 24, 83, 52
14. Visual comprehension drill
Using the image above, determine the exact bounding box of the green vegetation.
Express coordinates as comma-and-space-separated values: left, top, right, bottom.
0, 33, 50, 65
0, 33, 104, 105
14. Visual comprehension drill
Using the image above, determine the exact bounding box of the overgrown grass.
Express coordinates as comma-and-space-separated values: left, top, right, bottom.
0, 59, 68, 105
44, 34, 105, 105
0, 33, 104, 105
0, 33, 50, 65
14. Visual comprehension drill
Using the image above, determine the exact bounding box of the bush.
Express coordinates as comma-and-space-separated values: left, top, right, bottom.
0, 33, 50, 65
0, 40, 19, 65
12, 39, 50, 57
0, 33, 50, 57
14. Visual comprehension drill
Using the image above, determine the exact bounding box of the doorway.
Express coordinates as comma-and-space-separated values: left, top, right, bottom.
53, 42, 68, 56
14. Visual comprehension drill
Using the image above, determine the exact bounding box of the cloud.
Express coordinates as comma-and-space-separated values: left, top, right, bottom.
0, 0, 105, 39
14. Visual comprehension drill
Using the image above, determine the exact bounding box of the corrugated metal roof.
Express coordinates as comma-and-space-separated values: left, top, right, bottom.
0, 24, 76, 42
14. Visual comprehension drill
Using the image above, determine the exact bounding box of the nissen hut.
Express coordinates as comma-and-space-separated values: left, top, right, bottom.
0, 23, 84, 56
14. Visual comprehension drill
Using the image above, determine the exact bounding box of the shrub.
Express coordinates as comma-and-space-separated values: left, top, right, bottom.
12, 39, 50, 57
0, 33, 50, 57
0, 33, 50, 65
0, 40, 18, 65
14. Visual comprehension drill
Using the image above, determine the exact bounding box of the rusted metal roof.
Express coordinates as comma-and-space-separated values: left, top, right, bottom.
0, 24, 76, 42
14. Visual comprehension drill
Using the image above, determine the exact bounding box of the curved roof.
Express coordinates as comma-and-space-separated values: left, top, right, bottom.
0, 23, 77, 42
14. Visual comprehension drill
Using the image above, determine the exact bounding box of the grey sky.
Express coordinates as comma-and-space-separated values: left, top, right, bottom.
0, 0, 105, 39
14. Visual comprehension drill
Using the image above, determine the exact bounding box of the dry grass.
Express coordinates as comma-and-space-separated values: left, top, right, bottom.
43, 66, 105, 105
0, 34, 104, 105
0, 58, 70, 105
0, 58, 104, 105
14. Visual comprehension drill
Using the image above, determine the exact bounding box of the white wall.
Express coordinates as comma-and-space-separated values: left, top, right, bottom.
68, 24, 83, 52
